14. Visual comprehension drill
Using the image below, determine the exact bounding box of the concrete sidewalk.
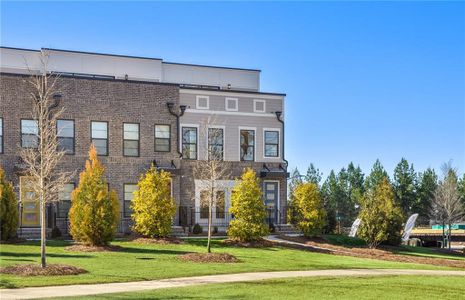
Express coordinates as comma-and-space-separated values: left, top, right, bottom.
2, 269, 465, 300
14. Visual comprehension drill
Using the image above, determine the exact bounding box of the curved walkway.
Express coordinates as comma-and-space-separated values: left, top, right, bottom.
2, 269, 465, 300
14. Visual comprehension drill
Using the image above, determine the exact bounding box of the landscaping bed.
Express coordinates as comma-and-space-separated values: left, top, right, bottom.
64, 244, 123, 252
0, 264, 87, 276
178, 252, 238, 263
130, 237, 185, 245
222, 238, 274, 248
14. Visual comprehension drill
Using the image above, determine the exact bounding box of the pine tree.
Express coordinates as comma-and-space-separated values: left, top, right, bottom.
0, 168, 19, 241
321, 170, 338, 233
393, 158, 417, 216
131, 166, 176, 238
416, 168, 438, 224
365, 159, 389, 191
287, 167, 303, 225
305, 163, 323, 186
347, 162, 365, 217
69, 145, 120, 246
228, 168, 269, 242
292, 182, 326, 237
458, 174, 465, 208
358, 177, 404, 248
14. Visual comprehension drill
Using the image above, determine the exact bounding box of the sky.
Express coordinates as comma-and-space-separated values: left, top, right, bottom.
1, 1, 464, 179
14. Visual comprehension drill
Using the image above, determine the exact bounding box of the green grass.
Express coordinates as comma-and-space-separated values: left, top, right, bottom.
323, 234, 366, 247
0, 239, 455, 289
50, 275, 465, 300
394, 245, 465, 261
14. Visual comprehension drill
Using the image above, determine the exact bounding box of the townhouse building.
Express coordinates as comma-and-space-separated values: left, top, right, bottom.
0, 47, 288, 237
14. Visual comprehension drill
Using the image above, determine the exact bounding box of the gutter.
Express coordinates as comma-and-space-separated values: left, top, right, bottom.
167, 102, 186, 158
275, 111, 289, 169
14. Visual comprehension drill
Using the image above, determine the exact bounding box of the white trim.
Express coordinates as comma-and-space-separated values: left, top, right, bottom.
180, 88, 285, 100
253, 99, 266, 113
196, 95, 210, 110
263, 180, 281, 224
238, 126, 256, 162
180, 123, 199, 160
206, 125, 226, 161
262, 128, 281, 160
225, 97, 238, 112
185, 108, 276, 118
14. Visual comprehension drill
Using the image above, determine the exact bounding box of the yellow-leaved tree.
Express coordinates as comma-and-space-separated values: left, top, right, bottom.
131, 166, 176, 238
69, 145, 119, 246
292, 182, 326, 237
228, 168, 269, 241
0, 167, 19, 241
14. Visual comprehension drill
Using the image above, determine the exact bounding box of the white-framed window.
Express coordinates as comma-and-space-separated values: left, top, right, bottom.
123, 123, 140, 157
264, 129, 280, 158
196, 95, 209, 110
239, 128, 255, 161
0, 117, 3, 154
91, 121, 108, 155
225, 97, 238, 111
182, 126, 198, 160
253, 99, 266, 113
208, 127, 224, 161
57, 120, 75, 154
155, 125, 171, 152
21, 119, 39, 148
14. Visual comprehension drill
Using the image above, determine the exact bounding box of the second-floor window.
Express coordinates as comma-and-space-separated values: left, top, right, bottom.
182, 127, 197, 160
57, 120, 75, 154
91, 121, 108, 155
264, 130, 279, 158
21, 119, 39, 148
208, 127, 224, 160
240, 129, 255, 161
155, 125, 170, 152
123, 123, 139, 157
0, 118, 3, 154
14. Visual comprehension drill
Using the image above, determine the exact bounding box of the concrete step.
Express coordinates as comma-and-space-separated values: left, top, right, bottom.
171, 226, 188, 237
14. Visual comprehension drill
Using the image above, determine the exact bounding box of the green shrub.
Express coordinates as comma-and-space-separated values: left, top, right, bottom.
69, 145, 120, 246
193, 223, 203, 234
292, 182, 326, 237
228, 168, 269, 242
131, 166, 176, 238
0, 168, 19, 241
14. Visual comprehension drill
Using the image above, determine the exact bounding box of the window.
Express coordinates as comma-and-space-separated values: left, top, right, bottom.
200, 190, 209, 219
91, 121, 108, 155
0, 118, 3, 154
57, 120, 75, 154
155, 125, 170, 152
123, 123, 139, 157
208, 128, 224, 160
216, 190, 225, 219
182, 127, 197, 160
57, 183, 74, 218
253, 100, 266, 113
196, 96, 209, 109
20, 177, 40, 227
264, 130, 279, 157
124, 184, 137, 218
225, 98, 238, 111
240, 129, 255, 161
21, 119, 38, 148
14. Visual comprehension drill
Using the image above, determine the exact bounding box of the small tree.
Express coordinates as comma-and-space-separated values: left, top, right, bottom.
292, 182, 326, 237
69, 145, 119, 246
358, 177, 403, 248
0, 168, 19, 241
228, 168, 269, 242
131, 166, 176, 238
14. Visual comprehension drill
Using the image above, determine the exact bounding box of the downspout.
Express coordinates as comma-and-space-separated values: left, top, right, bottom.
275, 111, 288, 169
167, 102, 186, 158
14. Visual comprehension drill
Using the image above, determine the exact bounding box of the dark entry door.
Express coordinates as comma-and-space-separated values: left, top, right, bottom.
264, 181, 279, 225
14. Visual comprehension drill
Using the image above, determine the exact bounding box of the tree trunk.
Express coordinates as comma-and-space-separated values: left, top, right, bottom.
40, 198, 47, 268
442, 220, 445, 248
207, 193, 213, 253
448, 221, 452, 251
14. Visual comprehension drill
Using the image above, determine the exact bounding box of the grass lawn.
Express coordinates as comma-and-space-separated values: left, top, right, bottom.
394, 246, 465, 261
50, 275, 465, 300
0, 238, 457, 289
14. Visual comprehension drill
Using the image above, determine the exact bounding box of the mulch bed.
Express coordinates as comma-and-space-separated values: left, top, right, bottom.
178, 252, 239, 263
279, 235, 465, 269
0, 264, 87, 276
222, 238, 275, 248
64, 244, 122, 252
130, 237, 185, 245
0, 238, 27, 244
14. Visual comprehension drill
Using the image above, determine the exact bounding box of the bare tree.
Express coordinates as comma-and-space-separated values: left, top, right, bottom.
432, 162, 464, 250
192, 117, 230, 253
20, 52, 72, 267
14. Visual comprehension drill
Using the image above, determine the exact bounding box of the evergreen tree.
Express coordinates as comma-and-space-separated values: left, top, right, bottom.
416, 168, 438, 224
321, 170, 338, 233
393, 158, 417, 216
305, 163, 323, 186
131, 166, 176, 238
228, 168, 269, 242
292, 182, 326, 237
458, 174, 465, 207
69, 145, 120, 246
0, 168, 19, 241
365, 159, 389, 191
287, 167, 303, 225
358, 177, 404, 248
347, 162, 365, 215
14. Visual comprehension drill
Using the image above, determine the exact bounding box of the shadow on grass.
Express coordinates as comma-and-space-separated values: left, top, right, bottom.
0, 252, 92, 259
1, 258, 35, 262
185, 239, 278, 251
0, 279, 18, 289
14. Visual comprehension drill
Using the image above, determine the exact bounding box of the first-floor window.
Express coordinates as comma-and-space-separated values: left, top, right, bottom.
57, 120, 75, 154
21, 119, 39, 148
91, 121, 108, 155
155, 125, 170, 152
182, 127, 197, 160
0, 117, 3, 154
58, 183, 74, 218
124, 184, 137, 218
123, 123, 140, 157
240, 129, 255, 161
264, 130, 279, 157
200, 190, 209, 219
208, 128, 224, 160
216, 190, 225, 219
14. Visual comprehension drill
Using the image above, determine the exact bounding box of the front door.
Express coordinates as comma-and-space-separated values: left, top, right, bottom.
264, 181, 279, 225
20, 176, 40, 227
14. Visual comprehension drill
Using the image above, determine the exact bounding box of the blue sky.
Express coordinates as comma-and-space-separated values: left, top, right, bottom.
2, 1, 464, 178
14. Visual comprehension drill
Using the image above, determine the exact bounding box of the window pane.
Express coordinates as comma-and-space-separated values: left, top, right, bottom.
58, 183, 74, 218
200, 190, 209, 219
182, 128, 197, 143
265, 145, 278, 157
93, 139, 107, 155
124, 123, 139, 140
58, 137, 74, 154
216, 190, 225, 219
22, 120, 38, 135
182, 144, 197, 159
265, 131, 278, 144
155, 125, 170, 138
0, 118, 3, 153
155, 138, 170, 152
124, 184, 137, 218
240, 130, 254, 161
22, 135, 38, 148
124, 140, 139, 156
91, 122, 107, 138
57, 120, 74, 138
